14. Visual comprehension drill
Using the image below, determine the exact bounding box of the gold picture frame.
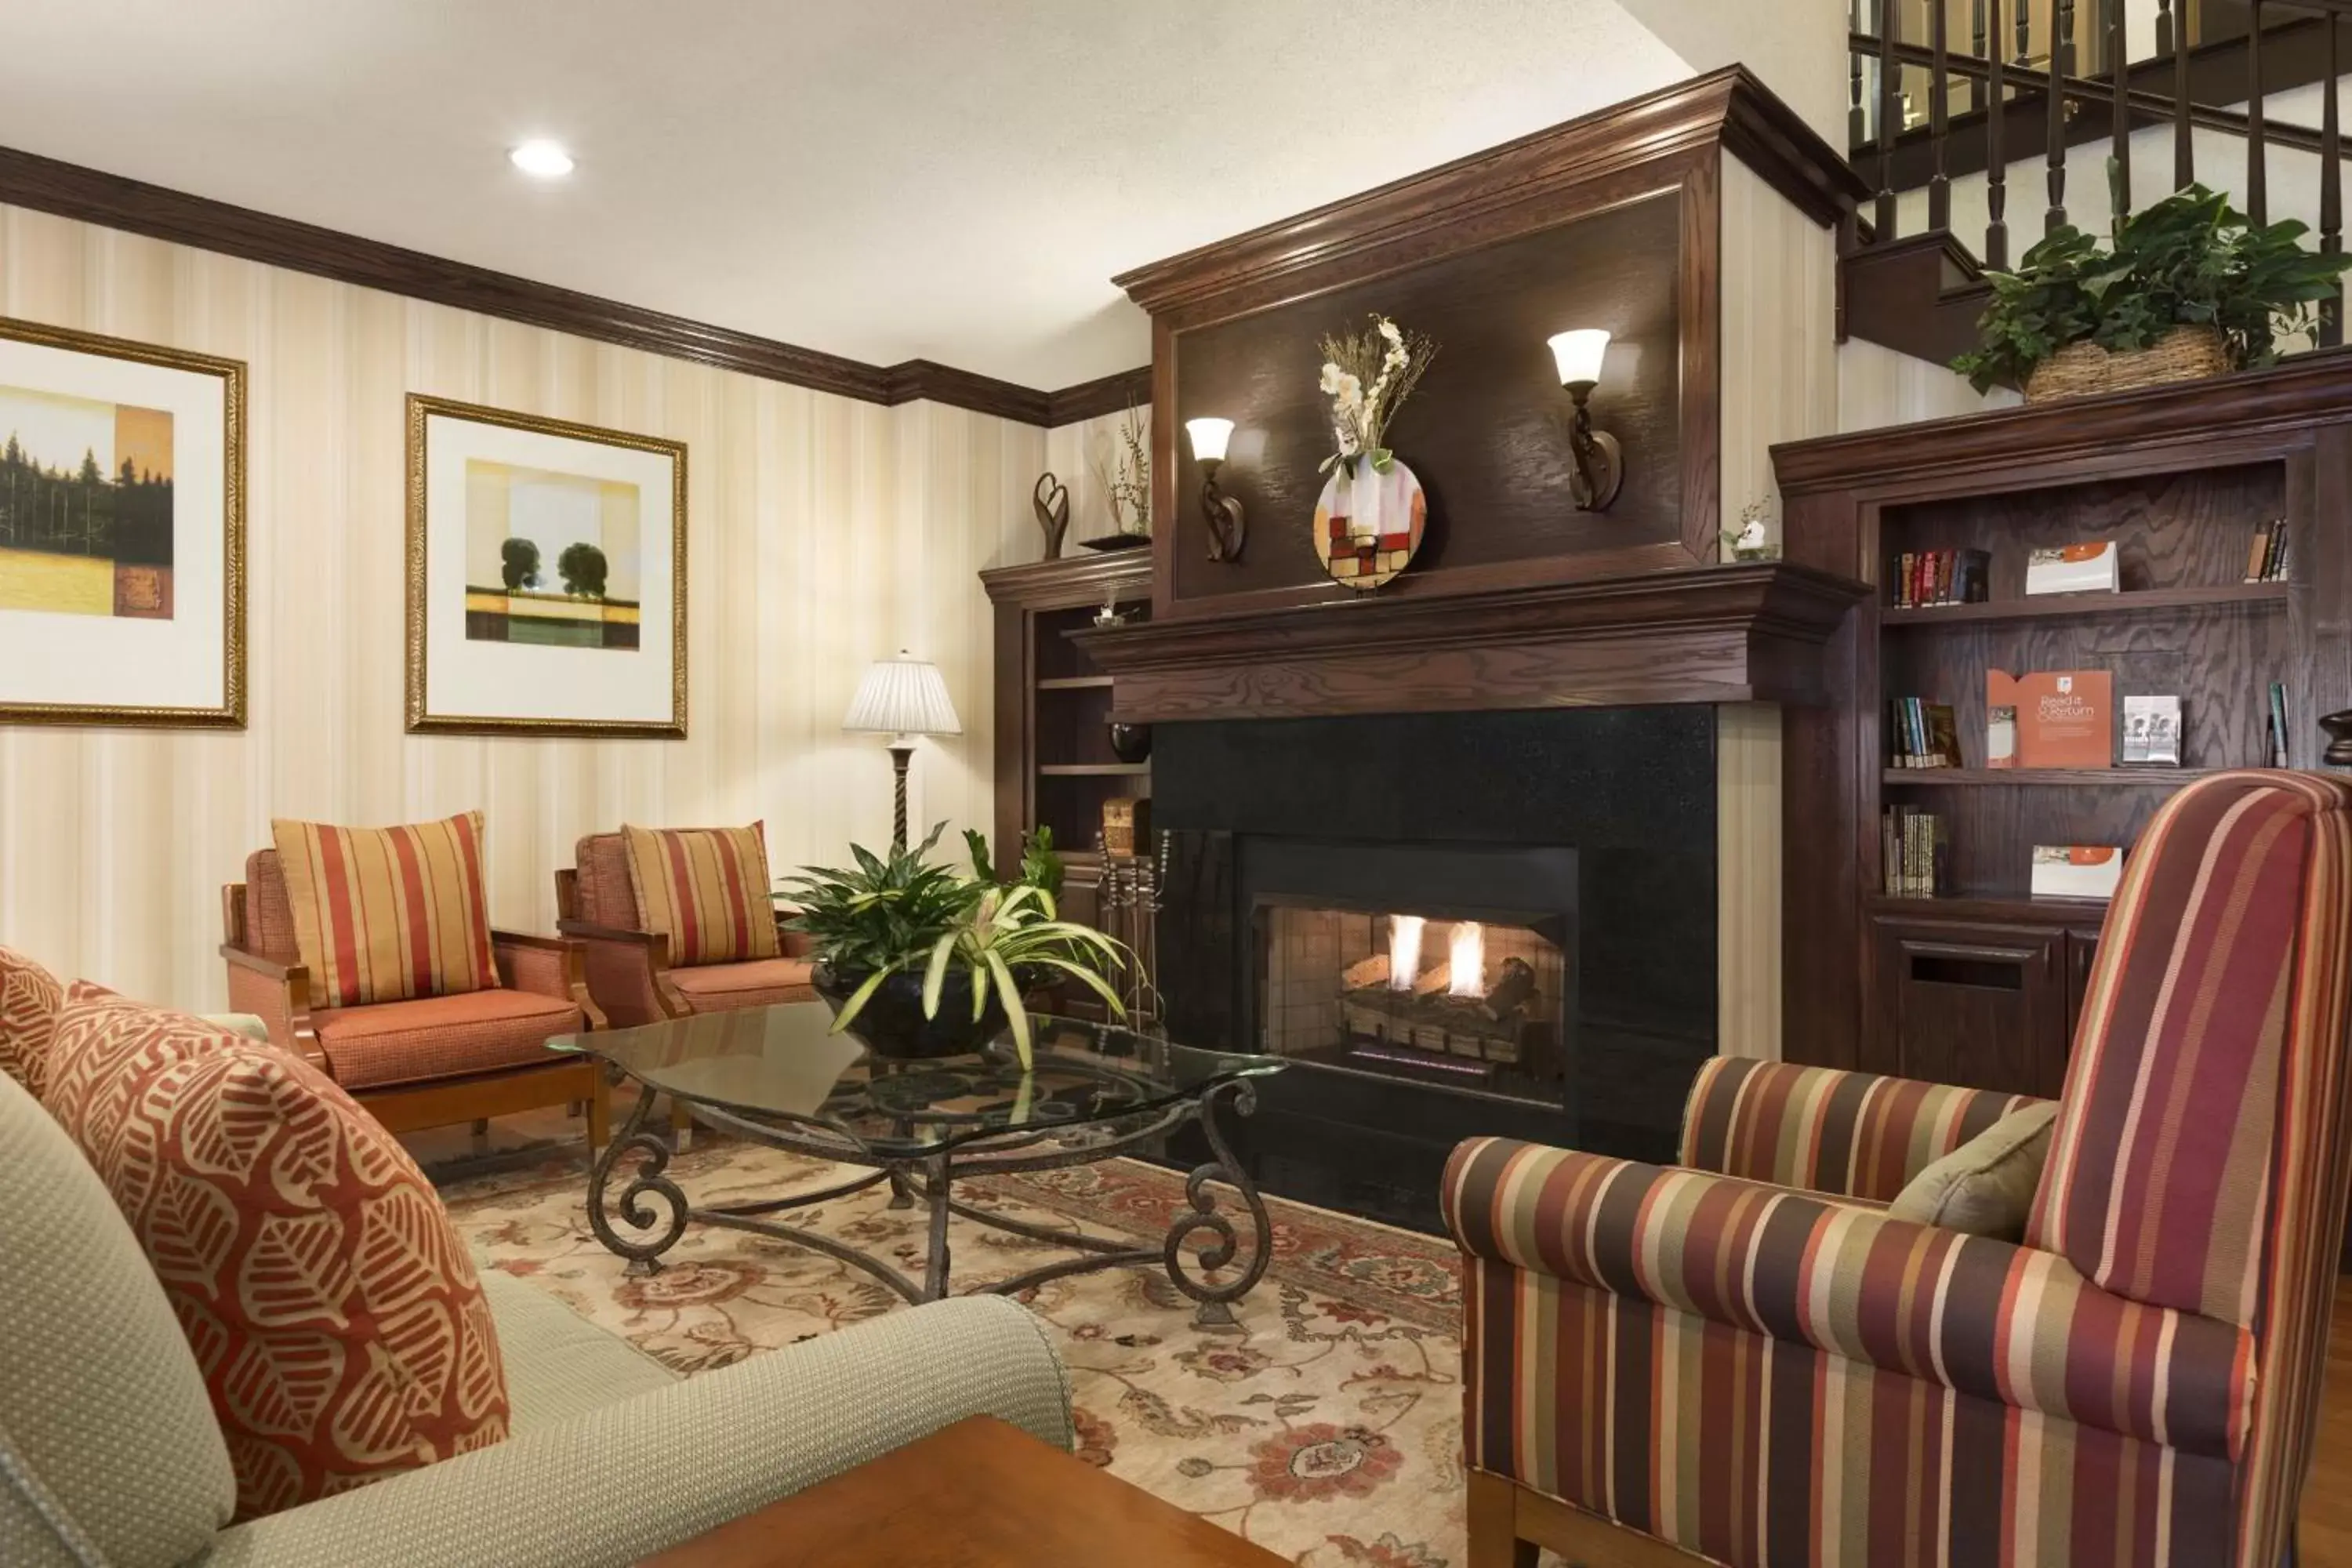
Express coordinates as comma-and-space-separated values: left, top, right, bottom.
405, 394, 688, 739
0, 315, 246, 728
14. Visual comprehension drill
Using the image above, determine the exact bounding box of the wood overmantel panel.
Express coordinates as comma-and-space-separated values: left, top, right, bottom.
1072, 562, 1867, 721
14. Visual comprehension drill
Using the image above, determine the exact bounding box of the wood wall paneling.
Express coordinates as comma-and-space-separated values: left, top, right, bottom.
1163, 191, 1688, 614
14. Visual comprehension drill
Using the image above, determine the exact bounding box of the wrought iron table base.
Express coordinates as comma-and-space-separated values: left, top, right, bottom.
585, 1077, 1274, 1330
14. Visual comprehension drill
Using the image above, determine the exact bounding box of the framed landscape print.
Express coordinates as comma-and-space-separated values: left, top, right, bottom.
405, 395, 687, 738
0, 317, 245, 727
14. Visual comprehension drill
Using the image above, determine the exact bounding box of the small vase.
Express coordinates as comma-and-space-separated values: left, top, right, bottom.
1107, 721, 1152, 764
1312, 456, 1427, 591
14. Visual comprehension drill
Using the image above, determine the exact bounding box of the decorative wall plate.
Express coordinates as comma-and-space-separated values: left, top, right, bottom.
1312, 458, 1425, 590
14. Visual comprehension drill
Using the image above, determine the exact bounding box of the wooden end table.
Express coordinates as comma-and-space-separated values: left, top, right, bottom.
641, 1414, 1290, 1566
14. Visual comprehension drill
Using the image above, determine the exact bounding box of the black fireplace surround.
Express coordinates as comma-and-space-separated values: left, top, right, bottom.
1150, 706, 1718, 1233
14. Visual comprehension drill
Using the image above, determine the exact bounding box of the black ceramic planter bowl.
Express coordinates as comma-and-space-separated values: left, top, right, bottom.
811, 961, 1010, 1059
1107, 721, 1153, 764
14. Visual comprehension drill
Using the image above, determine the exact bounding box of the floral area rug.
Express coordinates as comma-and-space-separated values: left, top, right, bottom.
436, 1135, 1468, 1566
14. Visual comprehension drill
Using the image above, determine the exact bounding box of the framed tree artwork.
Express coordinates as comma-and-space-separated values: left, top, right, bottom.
405, 394, 688, 738
0, 317, 245, 728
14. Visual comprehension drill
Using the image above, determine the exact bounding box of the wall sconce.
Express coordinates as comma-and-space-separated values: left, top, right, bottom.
1186, 416, 1247, 562
1546, 328, 1624, 512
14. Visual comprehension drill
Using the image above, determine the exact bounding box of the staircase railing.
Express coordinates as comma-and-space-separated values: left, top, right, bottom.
1849, 0, 2347, 344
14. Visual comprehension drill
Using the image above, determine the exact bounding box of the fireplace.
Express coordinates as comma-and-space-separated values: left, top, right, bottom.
1244, 839, 1576, 1105
1148, 706, 1718, 1232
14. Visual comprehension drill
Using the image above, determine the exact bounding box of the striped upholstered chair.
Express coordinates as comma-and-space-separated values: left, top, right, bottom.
1446, 770, 2352, 1568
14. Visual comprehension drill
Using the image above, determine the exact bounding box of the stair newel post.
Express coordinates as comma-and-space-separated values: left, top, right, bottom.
2249, 0, 2268, 225
1931, 0, 1953, 229
1878, 0, 1902, 240
2048, 0, 2071, 234
2325, 13, 2343, 347
2108, 0, 2129, 217
1987, 0, 2010, 267
2172, 0, 2194, 188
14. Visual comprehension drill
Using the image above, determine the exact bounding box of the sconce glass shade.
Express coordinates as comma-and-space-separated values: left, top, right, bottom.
1547, 328, 1611, 387
843, 650, 962, 738
1185, 416, 1235, 463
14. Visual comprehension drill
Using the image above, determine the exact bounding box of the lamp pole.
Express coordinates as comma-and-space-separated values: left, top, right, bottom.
888, 741, 915, 851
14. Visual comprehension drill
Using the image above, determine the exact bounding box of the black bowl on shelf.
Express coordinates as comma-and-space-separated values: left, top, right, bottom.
1107, 721, 1153, 764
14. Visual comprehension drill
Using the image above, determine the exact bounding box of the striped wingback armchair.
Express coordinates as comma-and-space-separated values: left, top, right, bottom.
1446, 770, 2352, 1568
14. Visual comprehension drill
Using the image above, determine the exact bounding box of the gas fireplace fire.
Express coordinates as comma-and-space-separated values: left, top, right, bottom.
1257, 901, 1568, 1102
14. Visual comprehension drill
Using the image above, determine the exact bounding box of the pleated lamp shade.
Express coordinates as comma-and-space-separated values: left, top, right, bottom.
843, 651, 962, 738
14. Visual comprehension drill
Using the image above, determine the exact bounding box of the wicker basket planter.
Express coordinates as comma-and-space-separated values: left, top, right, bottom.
2023, 325, 2234, 403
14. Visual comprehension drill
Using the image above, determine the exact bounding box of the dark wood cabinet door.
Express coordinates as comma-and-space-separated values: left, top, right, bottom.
1870, 917, 2069, 1097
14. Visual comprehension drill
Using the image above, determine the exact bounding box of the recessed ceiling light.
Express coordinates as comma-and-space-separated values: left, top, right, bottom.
509, 140, 575, 179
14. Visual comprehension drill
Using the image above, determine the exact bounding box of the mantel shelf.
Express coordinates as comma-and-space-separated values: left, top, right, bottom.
1882, 766, 2224, 786
1070, 562, 1869, 723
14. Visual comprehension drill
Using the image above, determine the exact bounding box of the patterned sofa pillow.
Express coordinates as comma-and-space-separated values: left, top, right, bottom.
0, 944, 62, 1096
42, 983, 510, 1519
270, 810, 501, 1007
622, 822, 781, 966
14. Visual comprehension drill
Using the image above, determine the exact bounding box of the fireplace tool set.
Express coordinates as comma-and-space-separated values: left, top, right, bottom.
1092, 829, 1166, 1033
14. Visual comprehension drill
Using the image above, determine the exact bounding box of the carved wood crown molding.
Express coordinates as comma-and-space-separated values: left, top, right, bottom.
0, 143, 1149, 428
1773, 347, 2352, 494
1072, 562, 1869, 722
1112, 66, 1867, 318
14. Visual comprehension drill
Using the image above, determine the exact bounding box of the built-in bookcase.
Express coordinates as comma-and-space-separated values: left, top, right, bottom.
1876, 459, 2296, 908
1775, 359, 2351, 1097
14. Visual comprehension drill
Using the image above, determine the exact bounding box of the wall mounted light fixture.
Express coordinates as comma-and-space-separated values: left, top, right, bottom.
1546, 328, 1624, 512
1186, 416, 1247, 562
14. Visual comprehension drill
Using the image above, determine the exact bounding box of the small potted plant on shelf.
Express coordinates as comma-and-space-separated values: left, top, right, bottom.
1955, 162, 2352, 401
778, 825, 1125, 1067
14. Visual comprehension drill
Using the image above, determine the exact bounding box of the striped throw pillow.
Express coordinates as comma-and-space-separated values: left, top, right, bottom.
270, 811, 501, 1008
622, 822, 780, 967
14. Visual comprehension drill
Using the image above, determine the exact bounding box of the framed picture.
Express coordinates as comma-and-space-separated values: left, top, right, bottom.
405, 394, 687, 738
0, 317, 245, 727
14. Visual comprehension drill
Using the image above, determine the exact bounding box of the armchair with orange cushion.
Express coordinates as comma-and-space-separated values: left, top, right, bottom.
220, 811, 609, 1147
556, 823, 815, 1028
1447, 770, 2352, 1568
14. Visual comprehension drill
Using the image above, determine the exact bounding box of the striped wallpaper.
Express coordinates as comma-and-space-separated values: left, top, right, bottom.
0, 201, 1118, 1011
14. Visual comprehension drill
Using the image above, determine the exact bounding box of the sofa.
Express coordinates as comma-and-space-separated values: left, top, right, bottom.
1446, 769, 2352, 1568
0, 1059, 1075, 1568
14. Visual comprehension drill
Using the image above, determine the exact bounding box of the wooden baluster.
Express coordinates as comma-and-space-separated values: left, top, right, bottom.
1989, 0, 2009, 266
1931, 0, 1953, 228
2154, 0, 2172, 56
1973, 0, 1990, 111
2172, 0, 2194, 187
2048, 0, 2070, 233
1878, 0, 1901, 239
2249, 0, 2267, 223
1851, 42, 1867, 148
2016, 0, 2030, 63
2109, 0, 2129, 218
2325, 13, 2343, 347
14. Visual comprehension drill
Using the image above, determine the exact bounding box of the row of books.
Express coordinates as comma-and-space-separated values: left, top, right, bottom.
1892, 548, 1991, 608
1882, 806, 1952, 897
1888, 697, 1962, 768
2244, 522, 2293, 584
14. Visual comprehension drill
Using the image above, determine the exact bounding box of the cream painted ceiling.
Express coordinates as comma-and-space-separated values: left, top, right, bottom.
0, 1, 1697, 388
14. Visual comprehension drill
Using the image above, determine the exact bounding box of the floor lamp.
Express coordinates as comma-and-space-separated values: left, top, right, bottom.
844, 651, 963, 851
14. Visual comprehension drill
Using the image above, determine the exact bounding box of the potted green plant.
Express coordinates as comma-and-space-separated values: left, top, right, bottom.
778, 825, 1127, 1067
1955, 165, 2352, 401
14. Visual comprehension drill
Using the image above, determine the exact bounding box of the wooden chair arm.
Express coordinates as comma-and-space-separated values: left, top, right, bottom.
218, 940, 327, 1070
557, 918, 664, 951
220, 942, 300, 982
492, 929, 575, 953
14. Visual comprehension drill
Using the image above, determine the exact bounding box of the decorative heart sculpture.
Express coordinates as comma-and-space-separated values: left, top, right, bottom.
1033, 472, 1072, 559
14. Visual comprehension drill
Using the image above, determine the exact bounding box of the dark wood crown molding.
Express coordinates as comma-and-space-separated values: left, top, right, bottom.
1072, 561, 1868, 722
1112, 66, 1864, 321
1042, 366, 1154, 426
1773, 348, 2352, 495
0, 143, 1144, 428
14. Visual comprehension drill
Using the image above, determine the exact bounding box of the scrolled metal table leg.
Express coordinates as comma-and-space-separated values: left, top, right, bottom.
922, 1154, 953, 1300
586, 1086, 691, 1276
1162, 1077, 1273, 1330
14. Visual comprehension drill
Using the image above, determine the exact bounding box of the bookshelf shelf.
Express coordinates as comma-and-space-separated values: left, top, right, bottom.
1882, 767, 2223, 787
1036, 675, 1116, 691
1036, 763, 1151, 778
1867, 889, 2114, 916
1881, 582, 2288, 626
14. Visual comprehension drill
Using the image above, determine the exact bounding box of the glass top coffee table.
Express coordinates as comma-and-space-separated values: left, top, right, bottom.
550, 1004, 1288, 1327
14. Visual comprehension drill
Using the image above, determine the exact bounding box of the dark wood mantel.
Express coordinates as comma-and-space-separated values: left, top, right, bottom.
1073, 562, 1867, 723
